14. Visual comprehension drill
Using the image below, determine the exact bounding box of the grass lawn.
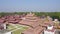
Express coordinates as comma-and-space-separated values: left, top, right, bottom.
7, 24, 28, 34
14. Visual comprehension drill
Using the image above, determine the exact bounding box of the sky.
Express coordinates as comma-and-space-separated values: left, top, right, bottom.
0, 0, 60, 12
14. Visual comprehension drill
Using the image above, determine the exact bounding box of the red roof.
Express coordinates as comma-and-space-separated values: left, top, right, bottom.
0, 19, 5, 23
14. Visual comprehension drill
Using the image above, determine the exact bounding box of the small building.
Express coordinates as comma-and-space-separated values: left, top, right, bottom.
44, 25, 55, 34
0, 23, 7, 30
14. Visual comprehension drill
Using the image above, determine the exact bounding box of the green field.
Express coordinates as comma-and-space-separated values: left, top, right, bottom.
7, 23, 28, 34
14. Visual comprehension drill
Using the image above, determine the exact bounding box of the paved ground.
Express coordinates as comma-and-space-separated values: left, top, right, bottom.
7, 23, 28, 34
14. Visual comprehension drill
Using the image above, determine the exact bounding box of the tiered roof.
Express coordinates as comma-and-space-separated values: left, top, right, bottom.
19, 13, 45, 34
19, 13, 41, 28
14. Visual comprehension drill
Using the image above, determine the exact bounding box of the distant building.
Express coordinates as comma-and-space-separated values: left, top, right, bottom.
53, 19, 59, 23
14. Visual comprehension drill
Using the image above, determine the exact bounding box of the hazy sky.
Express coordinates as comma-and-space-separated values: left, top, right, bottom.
0, 0, 60, 12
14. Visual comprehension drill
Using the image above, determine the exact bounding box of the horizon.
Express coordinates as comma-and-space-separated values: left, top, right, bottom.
0, 0, 60, 12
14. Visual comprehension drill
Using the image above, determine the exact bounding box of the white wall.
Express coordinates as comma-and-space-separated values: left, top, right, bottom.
47, 26, 53, 30
3, 24, 6, 29
5, 32, 12, 34
44, 30, 55, 34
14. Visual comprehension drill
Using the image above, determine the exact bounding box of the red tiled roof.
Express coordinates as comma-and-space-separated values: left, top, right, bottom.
23, 26, 44, 34
0, 19, 5, 23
